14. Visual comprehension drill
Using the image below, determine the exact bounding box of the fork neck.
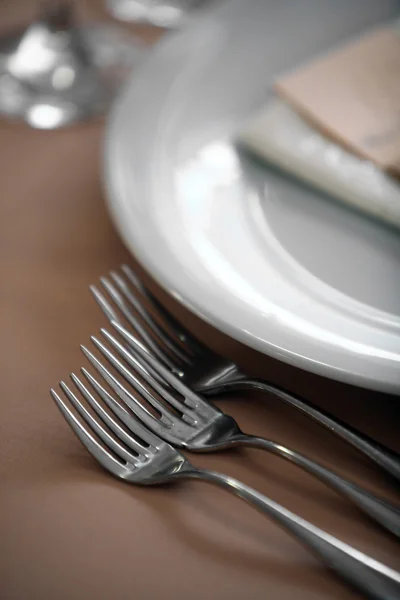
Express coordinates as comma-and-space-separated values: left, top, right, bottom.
192, 363, 244, 390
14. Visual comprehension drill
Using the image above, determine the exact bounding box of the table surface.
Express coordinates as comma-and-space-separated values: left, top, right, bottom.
1, 2, 399, 599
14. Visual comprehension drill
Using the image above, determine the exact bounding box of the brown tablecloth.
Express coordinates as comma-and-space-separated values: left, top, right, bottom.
1, 2, 399, 599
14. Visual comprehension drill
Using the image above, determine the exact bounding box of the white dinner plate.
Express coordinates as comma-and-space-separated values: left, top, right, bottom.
105, 0, 400, 394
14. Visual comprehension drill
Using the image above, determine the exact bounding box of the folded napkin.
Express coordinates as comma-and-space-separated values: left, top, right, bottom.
237, 23, 400, 231
238, 97, 400, 230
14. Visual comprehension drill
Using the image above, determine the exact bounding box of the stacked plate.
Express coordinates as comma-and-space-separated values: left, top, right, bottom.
104, 0, 400, 395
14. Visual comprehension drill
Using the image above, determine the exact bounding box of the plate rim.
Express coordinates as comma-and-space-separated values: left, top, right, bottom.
103, 0, 400, 395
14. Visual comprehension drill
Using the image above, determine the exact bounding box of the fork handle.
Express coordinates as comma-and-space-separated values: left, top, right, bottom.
230, 434, 400, 538
205, 379, 400, 483
183, 468, 400, 599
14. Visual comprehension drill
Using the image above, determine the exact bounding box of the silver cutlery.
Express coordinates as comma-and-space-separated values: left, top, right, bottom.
78, 323, 400, 538
51, 364, 400, 600
90, 265, 400, 482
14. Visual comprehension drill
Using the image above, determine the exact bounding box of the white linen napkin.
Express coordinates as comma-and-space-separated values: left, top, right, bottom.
238, 97, 400, 230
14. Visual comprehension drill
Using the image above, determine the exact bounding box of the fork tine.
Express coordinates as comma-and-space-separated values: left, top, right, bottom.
80, 345, 172, 438
60, 380, 137, 465
85, 338, 180, 422
90, 284, 120, 324
97, 277, 183, 372
112, 320, 202, 408
71, 373, 149, 455
119, 264, 147, 295
110, 271, 193, 366
122, 264, 211, 358
79, 368, 161, 447
89, 327, 173, 390
97, 329, 196, 418
50, 388, 125, 475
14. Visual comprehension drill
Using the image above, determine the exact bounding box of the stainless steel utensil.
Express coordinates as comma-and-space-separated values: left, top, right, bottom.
77, 322, 400, 537
90, 265, 400, 482
51, 363, 400, 600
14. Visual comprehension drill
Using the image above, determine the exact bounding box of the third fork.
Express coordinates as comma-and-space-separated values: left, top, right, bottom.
52, 365, 400, 600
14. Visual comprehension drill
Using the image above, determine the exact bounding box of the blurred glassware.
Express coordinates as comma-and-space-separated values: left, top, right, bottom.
105, 0, 213, 28
0, 1, 147, 129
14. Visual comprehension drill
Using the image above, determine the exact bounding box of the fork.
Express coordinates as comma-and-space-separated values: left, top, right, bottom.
79, 322, 400, 537
90, 265, 400, 483
51, 365, 400, 599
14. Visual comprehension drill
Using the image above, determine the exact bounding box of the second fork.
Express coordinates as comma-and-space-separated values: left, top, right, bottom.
82, 321, 400, 538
